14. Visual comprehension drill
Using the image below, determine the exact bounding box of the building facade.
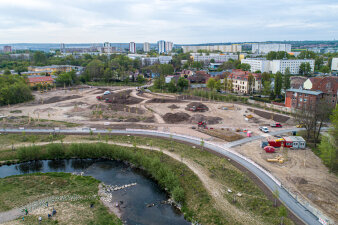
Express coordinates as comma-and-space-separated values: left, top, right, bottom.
143, 42, 150, 52
3, 46, 12, 53
182, 44, 242, 53
157, 40, 166, 54
141, 56, 172, 66
129, 42, 136, 53
270, 59, 315, 74
251, 43, 291, 54
165, 41, 173, 52
26, 76, 54, 87
191, 53, 238, 63
241, 58, 270, 73
332, 58, 338, 71
227, 69, 262, 94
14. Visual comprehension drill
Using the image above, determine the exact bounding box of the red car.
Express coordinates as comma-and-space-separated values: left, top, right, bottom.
270, 122, 282, 128
96, 96, 102, 100
264, 146, 276, 153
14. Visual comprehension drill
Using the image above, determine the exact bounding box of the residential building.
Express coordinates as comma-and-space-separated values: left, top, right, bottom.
332, 58, 338, 71
290, 76, 307, 89
251, 43, 291, 54
270, 59, 315, 74
178, 70, 194, 77
60, 43, 65, 53
182, 44, 242, 53
3, 46, 12, 53
191, 53, 238, 63
26, 76, 54, 87
188, 71, 210, 83
165, 41, 173, 52
241, 58, 270, 73
141, 56, 172, 66
26, 65, 84, 75
143, 42, 150, 52
157, 40, 166, 54
228, 69, 262, 94
285, 76, 338, 109
129, 42, 136, 53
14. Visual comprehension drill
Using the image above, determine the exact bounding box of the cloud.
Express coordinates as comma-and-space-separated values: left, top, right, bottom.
0, 0, 337, 43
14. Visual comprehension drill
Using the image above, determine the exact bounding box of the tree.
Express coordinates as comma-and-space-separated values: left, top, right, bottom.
266, 51, 291, 60
56, 72, 72, 86
278, 206, 288, 225
319, 65, 330, 74
83, 59, 104, 81
3, 69, 11, 75
261, 72, 271, 84
177, 77, 189, 92
240, 63, 251, 71
219, 61, 236, 70
299, 62, 312, 76
254, 70, 261, 74
137, 75, 145, 83
315, 56, 324, 70
248, 74, 255, 94
103, 68, 112, 83
262, 81, 271, 95
283, 68, 291, 92
215, 80, 222, 91
274, 72, 283, 97
298, 51, 316, 59
210, 59, 215, 63
33, 51, 47, 66
222, 72, 229, 92
206, 78, 216, 91
153, 74, 165, 90
227, 78, 234, 92
167, 80, 177, 93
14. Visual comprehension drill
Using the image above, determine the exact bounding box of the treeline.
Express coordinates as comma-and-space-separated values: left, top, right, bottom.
0, 74, 33, 106
190, 89, 248, 103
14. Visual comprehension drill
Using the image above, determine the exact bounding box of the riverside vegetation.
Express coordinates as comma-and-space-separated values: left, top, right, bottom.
0, 134, 294, 225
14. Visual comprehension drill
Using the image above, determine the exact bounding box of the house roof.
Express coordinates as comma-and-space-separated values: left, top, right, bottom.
308, 76, 338, 94
228, 69, 261, 81
290, 76, 307, 89
286, 88, 323, 96
27, 76, 54, 83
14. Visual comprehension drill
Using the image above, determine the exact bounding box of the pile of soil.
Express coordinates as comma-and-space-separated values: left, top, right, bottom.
248, 108, 290, 123
43, 95, 82, 104
124, 118, 140, 122
143, 117, 155, 123
189, 114, 222, 125
147, 98, 181, 103
185, 102, 209, 112
168, 104, 180, 109
89, 104, 108, 110
163, 112, 191, 124
103, 90, 143, 105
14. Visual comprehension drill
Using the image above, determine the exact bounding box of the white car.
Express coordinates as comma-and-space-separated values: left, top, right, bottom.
103, 91, 111, 95
259, 127, 269, 133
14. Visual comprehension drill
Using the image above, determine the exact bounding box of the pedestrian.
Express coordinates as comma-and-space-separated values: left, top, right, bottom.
22, 217, 24, 221
46, 201, 48, 207
38, 216, 42, 223
25, 208, 28, 215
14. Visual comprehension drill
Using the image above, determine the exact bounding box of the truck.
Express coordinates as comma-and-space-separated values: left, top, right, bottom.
270, 122, 282, 128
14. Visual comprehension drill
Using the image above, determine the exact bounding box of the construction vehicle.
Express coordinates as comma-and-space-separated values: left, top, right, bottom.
198, 121, 207, 129
267, 155, 284, 163
245, 114, 253, 119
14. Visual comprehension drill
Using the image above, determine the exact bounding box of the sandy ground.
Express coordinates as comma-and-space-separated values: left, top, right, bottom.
233, 140, 338, 223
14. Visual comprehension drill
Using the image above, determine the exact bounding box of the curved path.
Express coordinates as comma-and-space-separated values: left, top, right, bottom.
0, 128, 326, 225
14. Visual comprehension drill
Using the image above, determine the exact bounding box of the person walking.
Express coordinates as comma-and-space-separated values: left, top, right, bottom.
38, 216, 42, 223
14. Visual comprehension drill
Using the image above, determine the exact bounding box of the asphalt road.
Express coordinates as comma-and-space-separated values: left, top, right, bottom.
0, 127, 324, 225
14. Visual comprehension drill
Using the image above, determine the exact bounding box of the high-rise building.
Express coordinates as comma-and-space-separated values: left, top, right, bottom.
143, 42, 150, 52
181, 44, 242, 53
251, 43, 291, 54
129, 42, 136, 53
3, 46, 12, 53
165, 41, 173, 52
60, 43, 65, 53
157, 40, 166, 54
103, 42, 110, 48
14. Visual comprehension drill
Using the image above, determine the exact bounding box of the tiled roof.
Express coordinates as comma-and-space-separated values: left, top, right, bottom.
27, 76, 54, 83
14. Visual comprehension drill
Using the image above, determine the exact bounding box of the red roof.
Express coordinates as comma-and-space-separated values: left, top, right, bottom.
27, 76, 54, 83
309, 77, 338, 94
228, 69, 261, 81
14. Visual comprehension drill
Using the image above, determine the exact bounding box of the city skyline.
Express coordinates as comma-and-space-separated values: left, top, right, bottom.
0, 0, 337, 44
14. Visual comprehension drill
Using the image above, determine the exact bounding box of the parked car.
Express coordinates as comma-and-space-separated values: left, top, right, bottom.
264, 146, 276, 153
259, 127, 269, 133
270, 122, 282, 128
96, 96, 102, 100
103, 91, 111, 95
296, 124, 304, 128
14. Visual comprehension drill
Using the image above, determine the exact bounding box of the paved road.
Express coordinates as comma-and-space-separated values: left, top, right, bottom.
0, 127, 324, 225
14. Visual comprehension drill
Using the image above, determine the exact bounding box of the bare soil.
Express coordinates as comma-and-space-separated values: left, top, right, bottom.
199, 128, 244, 142
43, 95, 82, 104
167, 104, 180, 109
185, 102, 209, 112
147, 98, 182, 103
248, 108, 290, 123
163, 112, 191, 124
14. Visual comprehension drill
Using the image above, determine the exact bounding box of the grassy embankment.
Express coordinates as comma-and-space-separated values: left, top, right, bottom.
0, 173, 122, 225
0, 116, 79, 128
0, 134, 295, 225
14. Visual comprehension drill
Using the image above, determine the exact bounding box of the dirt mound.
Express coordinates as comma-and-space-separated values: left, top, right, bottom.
124, 118, 140, 122
168, 104, 180, 109
103, 90, 143, 105
147, 98, 181, 103
248, 108, 290, 123
185, 102, 209, 112
290, 177, 308, 185
44, 95, 82, 104
189, 114, 222, 125
89, 104, 108, 110
143, 117, 155, 123
163, 112, 191, 124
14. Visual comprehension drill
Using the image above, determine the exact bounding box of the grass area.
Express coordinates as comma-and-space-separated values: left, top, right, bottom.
10, 110, 22, 114
0, 173, 122, 225
0, 133, 65, 147
0, 134, 295, 225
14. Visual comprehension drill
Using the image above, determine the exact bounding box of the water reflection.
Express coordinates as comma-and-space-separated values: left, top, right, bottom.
48, 160, 66, 171
15, 161, 43, 173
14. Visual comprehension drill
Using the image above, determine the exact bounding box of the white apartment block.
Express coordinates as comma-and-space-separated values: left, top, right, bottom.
191, 53, 238, 63
157, 40, 166, 53
129, 42, 136, 53
332, 58, 338, 71
141, 56, 172, 66
241, 58, 270, 73
252, 43, 291, 54
182, 44, 242, 53
270, 59, 315, 74
143, 42, 150, 52
165, 41, 173, 52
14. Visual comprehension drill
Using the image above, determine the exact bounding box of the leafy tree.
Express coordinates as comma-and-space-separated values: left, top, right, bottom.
33, 51, 47, 66
298, 51, 316, 59
191, 61, 203, 70
274, 72, 283, 97
82, 59, 104, 81
254, 70, 261, 73
266, 51, 292, 60
177, 77, 189, 92
167, 80, 177, 93
215, 80, 222, 91
3, 69, 11, 75
262, 81, 271, 95
240, 63, 251, 71
153, 74, 165, 90
103, 68, 112, 82
283, 68, 291, 92
299, 62, 312, 76
315, 56, 324, 70
278, 206, 288, 225
137, 75, 145, 83
248, 74, 255, 94
219, 61, 236, 71
210, 59, 215, 63
56, 72, 72, 86
319, 65, 330, 74
206, 78, 216, 91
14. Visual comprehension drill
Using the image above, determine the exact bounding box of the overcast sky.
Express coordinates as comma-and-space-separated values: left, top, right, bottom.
0, 0, 337, 44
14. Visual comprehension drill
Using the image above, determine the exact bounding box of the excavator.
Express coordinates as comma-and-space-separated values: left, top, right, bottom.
198, 121, 207, 129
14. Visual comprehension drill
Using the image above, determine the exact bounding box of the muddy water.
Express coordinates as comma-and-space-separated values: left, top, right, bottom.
0, 159, 190, 225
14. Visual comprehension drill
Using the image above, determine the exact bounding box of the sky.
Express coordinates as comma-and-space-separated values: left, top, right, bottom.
0, 0, 337, 44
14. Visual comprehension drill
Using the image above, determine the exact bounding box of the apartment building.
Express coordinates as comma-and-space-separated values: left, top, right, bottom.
228, 69, 262, 94
191, 53, 238, 63
182, 44, 242, 53
141, 56, 172, 66
251, 43, 291, 54
143, 42, 150, 52
241, 58, 270, 73
165, 41, 173, 52
129, 42, 136, 53
3, 46, 12, 53
270, 59, 315, 74
332, 58, 338, 71
158, 40, 166, 54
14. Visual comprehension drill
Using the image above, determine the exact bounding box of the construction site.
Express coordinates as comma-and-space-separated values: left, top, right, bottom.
0, 85, 337, 224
